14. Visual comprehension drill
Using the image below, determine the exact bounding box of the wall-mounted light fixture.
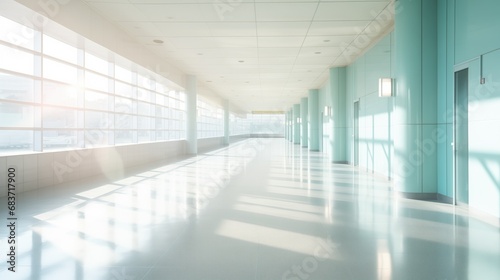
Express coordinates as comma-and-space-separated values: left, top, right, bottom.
378, 78, 393, 97
324, 106, 332, 117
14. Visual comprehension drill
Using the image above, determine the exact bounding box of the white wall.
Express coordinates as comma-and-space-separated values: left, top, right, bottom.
0, 140, 186, 197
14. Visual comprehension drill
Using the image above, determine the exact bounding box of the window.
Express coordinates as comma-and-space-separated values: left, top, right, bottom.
43, 82, 78, 107
197, 99, 223, 139
0, 14, 186, 155
43, 58, 78, 85
43, 35, 78, 64
0, 73, 36, 102
0, 44, 35, 75
85, 52, 109, 75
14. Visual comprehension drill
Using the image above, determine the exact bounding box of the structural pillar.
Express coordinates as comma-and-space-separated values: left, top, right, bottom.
293, 104, 300, 145
186, 75, 198, 154
288, 109, 294, 143
308, 89, 320, 151
300, 97, 308, 147
394, 0, 438, 197
223, 100, 230, 145
330, 67, 347, 163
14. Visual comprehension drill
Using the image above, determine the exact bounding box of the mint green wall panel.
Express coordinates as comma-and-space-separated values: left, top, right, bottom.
293, 104, 300, 144
437, 0, 450, 197
308, 89, 320, 151
455, 0, 500, 63
330, 67, 347, 163
319, 84, 330, 155
468, 51, 500, 218
344, 33, 393, 177
394, 0, 438, 194
446, 124, 454, 197
422, 0, 438, 124
300, 97, 308, 147
422, 124, 438, 193
436, 0, 455, 198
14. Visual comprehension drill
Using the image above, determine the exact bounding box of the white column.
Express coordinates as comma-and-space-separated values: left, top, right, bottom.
186, 75, 197, 154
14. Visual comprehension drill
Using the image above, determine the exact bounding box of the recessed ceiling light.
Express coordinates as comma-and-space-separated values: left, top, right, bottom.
238, 60, 245, 63
153, 39, 164, 44
206, 80, 212, 83
315, 51, 321, 54
197, 53, 203, 55
323, 39, 331, 43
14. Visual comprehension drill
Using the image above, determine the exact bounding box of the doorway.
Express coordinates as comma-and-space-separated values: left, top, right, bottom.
454, 68, 469, 205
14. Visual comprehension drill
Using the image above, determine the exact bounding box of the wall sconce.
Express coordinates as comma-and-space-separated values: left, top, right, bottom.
324, 106, 331, 117
379, 78, 393, 97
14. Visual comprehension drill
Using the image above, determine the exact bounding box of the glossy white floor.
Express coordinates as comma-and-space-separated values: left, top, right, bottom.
1, 138, 499, 280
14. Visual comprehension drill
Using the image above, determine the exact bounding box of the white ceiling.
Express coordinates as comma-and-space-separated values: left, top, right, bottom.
82, 0, 394, 112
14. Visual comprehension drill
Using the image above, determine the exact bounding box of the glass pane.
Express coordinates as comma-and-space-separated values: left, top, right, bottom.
0, 73, 35, 102
43, 35, 78, 64
85, 130, 110, 148
155, 118, 164, 129
43, 58, 78, 85
115, 114, 136, 129
85, 52, 109, 75
0, 130, 33, 154
137, 89, 152, 102
43, 82, 78, 107
115, 130, 135, 144
85, 90, 109, 111
115, 97, 134, 114
115, 81, 134, 98
43, 130, 77, 150
115, 65, 132, 83
156, 131, 165, 141
138, 116, 151, 129
138, 74, 152, 90
85, 111, 108, 129
43, 107, 78, 128
138, 102, 151, 116
0, 44, 34, 75
85, 71, 109, 92
156, 94, 165, 105
0, 16, 36, 50
0, 102, 34, 127
138, 130, 151, 143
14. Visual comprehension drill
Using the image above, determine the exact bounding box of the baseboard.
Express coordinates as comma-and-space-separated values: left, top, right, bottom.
398, 192, 438, 201
437, 194, 453, 204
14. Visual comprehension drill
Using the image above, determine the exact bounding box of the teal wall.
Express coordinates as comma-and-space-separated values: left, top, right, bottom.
455, 0, 500, 64
310, 0, 500, 218
435, 0, 500, 217
437, 0, 455, 198
318, 34, 393, 177
346, 35, 394, 177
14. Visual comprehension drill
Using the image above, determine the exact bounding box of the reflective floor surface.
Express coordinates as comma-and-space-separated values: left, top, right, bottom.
0, 139, 499, 280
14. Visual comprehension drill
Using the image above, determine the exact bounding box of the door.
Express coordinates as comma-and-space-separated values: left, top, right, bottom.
454, 68, 469, 205
353, 101, 360, 166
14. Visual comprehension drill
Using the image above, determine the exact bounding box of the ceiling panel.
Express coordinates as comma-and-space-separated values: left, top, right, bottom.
154, 22, 211, 37
314, 2, 389, 21
255, 3, 318, 22
307, 21, 371, 36
256, 22, 311, 37
258, 37, 305, 48
82, 0, 395, 111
